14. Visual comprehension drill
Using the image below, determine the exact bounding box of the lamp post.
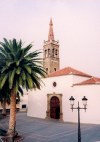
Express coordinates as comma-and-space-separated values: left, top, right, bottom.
69, 96, 88, 142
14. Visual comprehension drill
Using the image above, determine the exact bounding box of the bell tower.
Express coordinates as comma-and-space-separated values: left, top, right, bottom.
43, 19, 60, 75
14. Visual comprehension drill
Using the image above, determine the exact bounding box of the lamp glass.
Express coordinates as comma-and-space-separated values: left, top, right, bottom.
70, 100, 74, 105
82, 96, 88, 106
69, 96, 75, 105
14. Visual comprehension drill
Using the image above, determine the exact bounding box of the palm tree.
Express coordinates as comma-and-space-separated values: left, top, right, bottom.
0, 38, 46, 138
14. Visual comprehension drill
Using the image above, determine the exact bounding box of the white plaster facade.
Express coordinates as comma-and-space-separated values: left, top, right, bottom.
27, 73, 100, 124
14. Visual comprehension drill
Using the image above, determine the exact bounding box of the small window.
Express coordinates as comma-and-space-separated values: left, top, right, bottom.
53, 82, 57, 87
22, 104, 26, 109
48, 49, 50, 57
52, 49, 54, 57
46, 68, 48, 73
55, 49, 57, 55
54, 68, 56, 71
45, 50, 47, 57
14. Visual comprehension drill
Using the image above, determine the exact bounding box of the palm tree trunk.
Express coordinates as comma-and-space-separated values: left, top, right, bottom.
1, 100, 6, 116
8, 89, 16, 137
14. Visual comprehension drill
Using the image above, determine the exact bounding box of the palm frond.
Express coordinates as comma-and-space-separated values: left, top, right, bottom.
0, 38, 46, 97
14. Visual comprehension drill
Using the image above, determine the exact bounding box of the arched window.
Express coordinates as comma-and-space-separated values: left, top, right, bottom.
54, 68, 56, 71
52, 48, 54, 57
55, 49, 57, 56
48, 49, 50, 57
46, 68, 48, 73
45, 50, 47, 57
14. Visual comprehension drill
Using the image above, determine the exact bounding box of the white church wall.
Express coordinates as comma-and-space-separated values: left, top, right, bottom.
47, 75, 73, 94
62, 89, 78, 123
27, 75, 73, 118
27, 74, 100, 124
27, 81, 47, 118
66, 85, 100, 124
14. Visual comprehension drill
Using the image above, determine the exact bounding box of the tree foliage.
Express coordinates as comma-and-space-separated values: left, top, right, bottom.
0, 38, 46, 92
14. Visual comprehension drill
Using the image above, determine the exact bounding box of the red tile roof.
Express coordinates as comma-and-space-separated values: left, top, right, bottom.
74, 77, 100, 86
48, 67, 92, 78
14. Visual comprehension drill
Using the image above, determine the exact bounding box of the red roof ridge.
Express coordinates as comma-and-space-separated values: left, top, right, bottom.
73, 76, 100, 86
48, 66, 92, 78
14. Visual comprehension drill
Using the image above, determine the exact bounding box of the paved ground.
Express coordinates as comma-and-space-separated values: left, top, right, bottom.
0, 112, 100, 142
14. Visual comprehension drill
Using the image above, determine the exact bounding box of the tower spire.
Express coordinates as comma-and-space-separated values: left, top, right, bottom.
48, 18, 54, 41
43, 18, 60, 75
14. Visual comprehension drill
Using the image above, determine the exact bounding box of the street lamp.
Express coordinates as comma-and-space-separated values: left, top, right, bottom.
82, 96, 88, 111
69, 96, 88, 142
69, 96, 75, 111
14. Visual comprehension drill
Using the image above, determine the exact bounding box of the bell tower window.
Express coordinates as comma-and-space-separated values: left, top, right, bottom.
45, 50, 47, 58
52, 48, 54, 57
48, 49, 50, 57
46, 68, 48, 72
55, 49, 57, 56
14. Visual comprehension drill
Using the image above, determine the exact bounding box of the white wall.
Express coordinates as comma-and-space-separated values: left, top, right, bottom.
27, 88, 47, 118
71, 85, 100, 124
20, 91, 28, 110
27, 75, 100, 124
27, 75, 73, 118
59, 82, 100, 124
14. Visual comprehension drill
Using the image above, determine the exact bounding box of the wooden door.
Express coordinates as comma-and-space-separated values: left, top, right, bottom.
50, 96, 60, 119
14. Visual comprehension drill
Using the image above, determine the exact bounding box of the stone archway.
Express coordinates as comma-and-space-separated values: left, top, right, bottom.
46, 92, 63, 121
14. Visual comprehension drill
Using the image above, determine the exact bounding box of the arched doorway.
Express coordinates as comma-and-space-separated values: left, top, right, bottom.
50, 96, 60, 119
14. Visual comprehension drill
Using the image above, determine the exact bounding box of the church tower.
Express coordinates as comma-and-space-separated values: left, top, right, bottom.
43, 19, 60, 75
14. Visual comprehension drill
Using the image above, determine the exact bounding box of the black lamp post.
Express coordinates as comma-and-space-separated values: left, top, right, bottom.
69, 96, 88, 142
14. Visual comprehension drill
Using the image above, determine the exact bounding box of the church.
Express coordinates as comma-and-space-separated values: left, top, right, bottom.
27, 19, 100, 124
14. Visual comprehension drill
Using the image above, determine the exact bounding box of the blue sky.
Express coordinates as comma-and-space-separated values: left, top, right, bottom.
0, 0, 100, 76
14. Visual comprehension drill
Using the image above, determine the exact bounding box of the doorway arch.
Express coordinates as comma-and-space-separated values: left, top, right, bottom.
50, 96, 60, 119
46, 92, 63, 121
